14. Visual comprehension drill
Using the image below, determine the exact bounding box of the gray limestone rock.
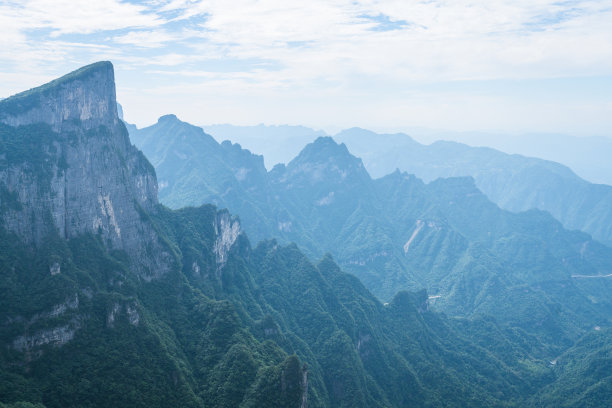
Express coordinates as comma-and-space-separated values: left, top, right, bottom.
126, 303, 140, 326
213, 210, 241, 268
0, 61, 172, 279
50, 261, 61, 275
12, 320, 81, 352
0, 61, 119, 133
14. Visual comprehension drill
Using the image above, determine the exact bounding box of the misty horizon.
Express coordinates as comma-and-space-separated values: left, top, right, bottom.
1, 1, 611, 137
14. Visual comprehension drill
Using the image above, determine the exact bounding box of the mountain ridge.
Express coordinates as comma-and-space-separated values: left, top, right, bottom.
128, 122, 612, 345
187, 123, 612, 247
0, 62, 538, 407
0, 61, 118, 133
2, 61, 611, 408
335, 127, 612, 247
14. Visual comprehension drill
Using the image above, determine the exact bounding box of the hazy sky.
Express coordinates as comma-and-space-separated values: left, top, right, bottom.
1, 0, 611, 136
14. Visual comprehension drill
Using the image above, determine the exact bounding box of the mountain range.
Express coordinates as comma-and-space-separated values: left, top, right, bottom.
414, 129, 612, 186
199, 124, 612, 188
1, 62, 611, 407
201, 124, 326, 170
128, 115, 612, 345
335, 128, 612, 248
182, 123, 612, 248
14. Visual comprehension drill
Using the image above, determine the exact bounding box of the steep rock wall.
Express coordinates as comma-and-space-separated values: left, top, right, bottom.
0, 61, 171, 279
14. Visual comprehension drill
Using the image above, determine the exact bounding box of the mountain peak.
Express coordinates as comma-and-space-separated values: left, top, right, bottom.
295, 136, 353, 163
0, 61, 118, 132
314, 135, 338, 144
157, 113, 179, 123
279, 136, 371, 186
336, 127, 377, 137
334, 127, 420, 155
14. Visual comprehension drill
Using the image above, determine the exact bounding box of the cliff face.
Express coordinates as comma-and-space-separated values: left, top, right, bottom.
0, 61, 170, 279
0, 61, 119, 133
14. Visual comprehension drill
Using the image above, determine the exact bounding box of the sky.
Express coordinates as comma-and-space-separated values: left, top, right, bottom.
1, 0, 611, 136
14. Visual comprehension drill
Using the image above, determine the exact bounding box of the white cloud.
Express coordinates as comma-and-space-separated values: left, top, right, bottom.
4, 0, 160, 35
1, 0, 611, 135
182, 0, 612, 82
3, 0, 612, 79
112, 30, 180, 48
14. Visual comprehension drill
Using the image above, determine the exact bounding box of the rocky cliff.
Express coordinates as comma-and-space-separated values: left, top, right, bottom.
0, 61, 119, 133
0, 61, 171, 279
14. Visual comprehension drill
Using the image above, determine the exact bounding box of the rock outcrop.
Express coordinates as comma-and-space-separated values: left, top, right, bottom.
0, 61, 119, 133
213, 210, 241, 268
0, 61, 171, 279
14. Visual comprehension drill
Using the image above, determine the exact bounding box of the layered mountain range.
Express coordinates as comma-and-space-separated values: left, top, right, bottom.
189, 124, 612, 247
1, 62, 611, 407
128, 117, 612, 341
212, 124, 612, 187
201, 124, 326, 170
428, 130, 612, 186
335, 128, 612, 248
